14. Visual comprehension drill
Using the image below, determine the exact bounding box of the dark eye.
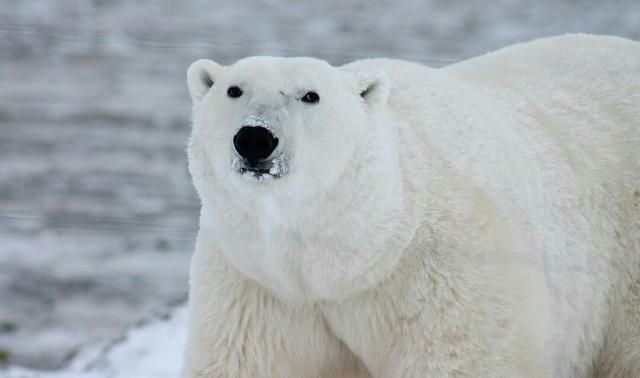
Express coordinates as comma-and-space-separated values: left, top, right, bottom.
301, 91, 320, 104
227, 86, 243, 98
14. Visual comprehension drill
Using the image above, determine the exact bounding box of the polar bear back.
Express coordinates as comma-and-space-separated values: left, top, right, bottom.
447, 34, 640, 175
444, 34, 640, 244
344, 34, 640, 375
344, 34, 639, 233
452, 35, 640, 376
346, 34, 639, 182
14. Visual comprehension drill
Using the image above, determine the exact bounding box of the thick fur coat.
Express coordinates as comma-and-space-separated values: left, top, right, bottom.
182, 34, 640, 377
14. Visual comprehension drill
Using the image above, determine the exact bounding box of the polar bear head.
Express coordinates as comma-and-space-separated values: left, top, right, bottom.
187, 57, 405, 301
187, 57, 390, 199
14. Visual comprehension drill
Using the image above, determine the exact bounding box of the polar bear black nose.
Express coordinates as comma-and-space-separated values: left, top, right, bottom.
233, 126, 279, 162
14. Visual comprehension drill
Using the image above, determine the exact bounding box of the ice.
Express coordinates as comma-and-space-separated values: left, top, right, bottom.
268, 155, 288, 177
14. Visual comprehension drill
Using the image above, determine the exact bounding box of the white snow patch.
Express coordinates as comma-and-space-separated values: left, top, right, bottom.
241, 115, 276, 131
1, 306, 188, 378
268, 155, 288, 177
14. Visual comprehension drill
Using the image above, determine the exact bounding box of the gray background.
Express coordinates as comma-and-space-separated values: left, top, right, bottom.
1, 0, 639, 371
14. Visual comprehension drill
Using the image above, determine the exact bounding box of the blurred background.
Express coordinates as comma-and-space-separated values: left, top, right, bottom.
0, 0, 639, 374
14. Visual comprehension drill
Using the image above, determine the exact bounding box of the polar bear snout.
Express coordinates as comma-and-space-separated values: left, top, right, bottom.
233, 126, 279, 162
232, 125, 288, 180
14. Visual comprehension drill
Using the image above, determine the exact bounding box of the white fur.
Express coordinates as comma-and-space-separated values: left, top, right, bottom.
182, 34, 640, 377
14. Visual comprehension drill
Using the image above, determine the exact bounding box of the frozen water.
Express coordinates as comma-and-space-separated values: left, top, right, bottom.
0, 0, 639, 373
268, 155, 288, 177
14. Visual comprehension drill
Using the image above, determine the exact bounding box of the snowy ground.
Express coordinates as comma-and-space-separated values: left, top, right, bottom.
2, 305, 187, 378
1, 0, 639, 376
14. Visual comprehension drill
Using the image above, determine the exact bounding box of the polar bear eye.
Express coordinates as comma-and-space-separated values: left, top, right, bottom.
301, 91, 320, 104
227, 86, 243, 98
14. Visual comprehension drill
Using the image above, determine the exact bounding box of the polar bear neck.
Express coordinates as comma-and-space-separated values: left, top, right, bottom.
199, 111, 415, 302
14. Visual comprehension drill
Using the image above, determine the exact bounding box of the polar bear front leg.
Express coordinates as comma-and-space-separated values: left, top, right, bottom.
181, 232, 368, 378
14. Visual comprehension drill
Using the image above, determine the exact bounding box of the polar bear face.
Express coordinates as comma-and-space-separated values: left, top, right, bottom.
187, 57, 388, 203
187, 57, 401, 301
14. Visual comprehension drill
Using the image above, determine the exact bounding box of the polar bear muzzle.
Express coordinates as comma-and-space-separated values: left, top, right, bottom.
232, 125, 287, 180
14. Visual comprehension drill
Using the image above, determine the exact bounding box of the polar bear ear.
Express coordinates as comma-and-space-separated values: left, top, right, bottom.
353, 70, 390, 106
187, 59, 224, 102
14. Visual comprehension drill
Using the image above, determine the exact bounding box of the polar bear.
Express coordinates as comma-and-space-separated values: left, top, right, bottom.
182, 34, 640, 378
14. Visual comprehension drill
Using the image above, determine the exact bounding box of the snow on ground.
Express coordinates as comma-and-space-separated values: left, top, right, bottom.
1, 0, 639, 374
1, 305, 187, 378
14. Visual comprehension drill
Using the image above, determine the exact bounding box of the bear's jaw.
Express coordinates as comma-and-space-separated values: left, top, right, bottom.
232, 153, 289, 181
